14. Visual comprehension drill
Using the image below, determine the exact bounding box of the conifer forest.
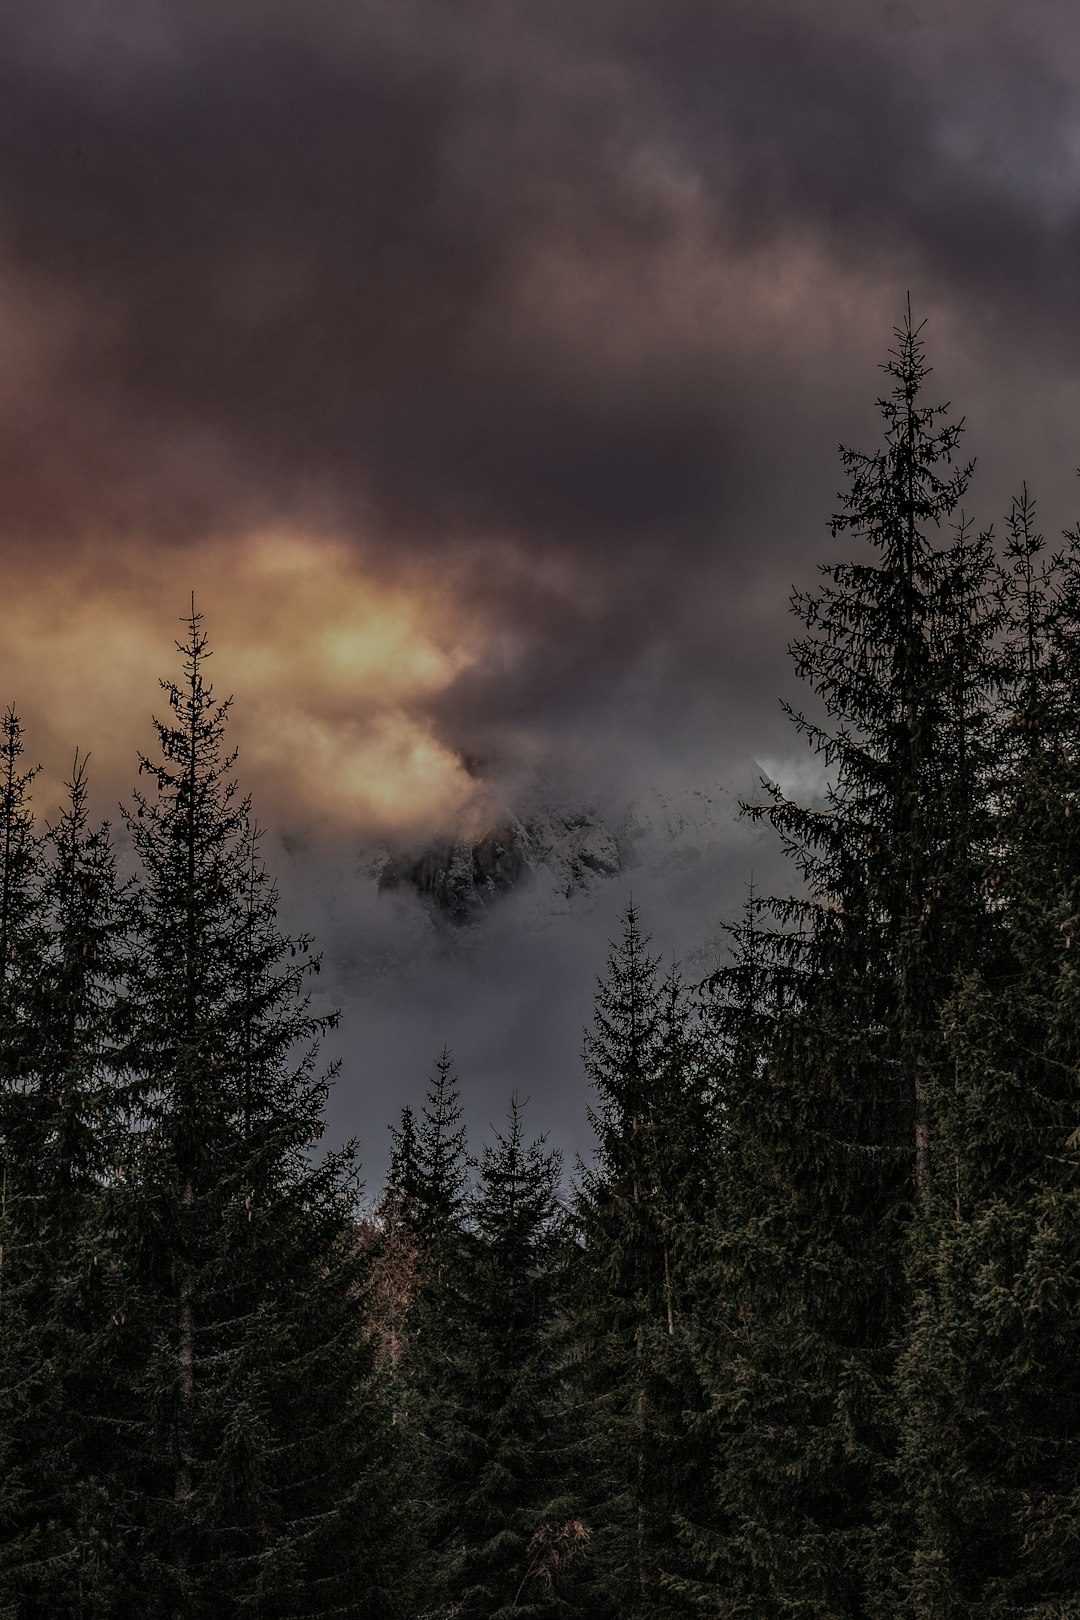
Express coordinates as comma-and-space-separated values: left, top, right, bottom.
5, 308, 1080, 1620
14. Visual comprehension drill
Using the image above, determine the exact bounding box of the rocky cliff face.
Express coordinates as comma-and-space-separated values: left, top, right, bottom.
371, 778, 747, 928
376, 805, 623, 923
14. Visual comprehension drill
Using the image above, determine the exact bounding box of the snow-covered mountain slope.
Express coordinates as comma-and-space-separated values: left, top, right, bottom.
274, 758, 799, 1185
368, 777, 759, 930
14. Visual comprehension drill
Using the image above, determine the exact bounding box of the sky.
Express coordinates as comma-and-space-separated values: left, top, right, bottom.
4, 0, 1080, 1179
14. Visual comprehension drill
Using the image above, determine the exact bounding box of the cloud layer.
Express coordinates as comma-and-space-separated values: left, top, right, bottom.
4, 0, 1080, 1171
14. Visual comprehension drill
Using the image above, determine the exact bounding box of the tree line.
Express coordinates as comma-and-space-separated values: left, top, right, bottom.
3, 306, 1080, 1617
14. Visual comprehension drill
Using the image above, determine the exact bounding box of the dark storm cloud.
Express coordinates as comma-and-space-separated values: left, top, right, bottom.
3, 0, 1080, 770
613, 0, 1080, 344
0, 2, 659, 545
7, 0, 1080, 1173
4, 0, 1075, 561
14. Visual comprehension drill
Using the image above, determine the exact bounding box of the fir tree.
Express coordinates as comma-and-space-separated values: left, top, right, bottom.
0, 708, 45, 1616
427, 1097, 572, 1619
684, 306, 999, 1617
99, 605, 400, 1617
674, 884, 788, 1615
365, 1104, 423, 1373
890, 491, 1080, 1616
10, 754, 129, 1618
0, 705, 44, 1197
385, 1104, 421, 1232
412, 1045, 470, 1250
569, 904, 709, 1619
0, 706, 40, 992
381, 1049, 473, 1614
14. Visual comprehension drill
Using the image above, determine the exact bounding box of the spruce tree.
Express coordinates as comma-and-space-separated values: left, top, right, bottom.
365, 1104, 423, 1373
890, 490, 1080, 1617
683, 306, 998, 1617
381, 1049, 473, 1615
99, 605, 400, 1617
385, 1105, 421, 1229
674, 885, 787, 1614
426, 1097, 572, 1619
10, 754, 129, 1618
569, 904, 709, 1618
0, 708, 45, 1616
0, 705, 44, 1197
412, 1045, 471, 1250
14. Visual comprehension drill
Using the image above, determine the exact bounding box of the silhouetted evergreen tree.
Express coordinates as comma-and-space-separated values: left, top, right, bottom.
0, 708, 46, 1616
385, 1104, 421, 1230
365, 1103, 423, 1378
426, 1097, 572, 1619
412, 1045, 471, 1250
0, 1125, 35, 1620
7, 755, 130, 1618
890, 491, 1080, 1617
674, 885, 790, 1613
569, 904, 710, 1618
682, 307, 999, 1617
366, 1056, 473, 1619
96, 607, 400, 1618
380, 1050, 473, 1613
0, 706, 44, 1193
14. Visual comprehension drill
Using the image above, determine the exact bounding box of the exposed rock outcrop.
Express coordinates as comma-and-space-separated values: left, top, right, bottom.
377, 806, 623, 923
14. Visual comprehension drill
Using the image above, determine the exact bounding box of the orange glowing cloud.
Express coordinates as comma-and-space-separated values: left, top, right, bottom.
0, 531, 482, 836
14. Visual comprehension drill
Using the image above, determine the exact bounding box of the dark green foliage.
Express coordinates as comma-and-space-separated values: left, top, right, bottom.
26, 754, 124, 1230
681, 307, 1000, 1618
411, 1046, 471, 1250
385, 1104, 421, 1226
0, 1150, 34, 1620
8, 755, 130, 1618
0, 709, 46, 1617
569, 904, 711, 1618
373, 1054, 475, 1616
97, 607, 399, 1617
0, 736, 129, 1618
425, 1097, 573, 1619
0, 706, 41, 990
674, 888, 787, 1617
0, 706, 45, 1205
890, 495, 1080, 1617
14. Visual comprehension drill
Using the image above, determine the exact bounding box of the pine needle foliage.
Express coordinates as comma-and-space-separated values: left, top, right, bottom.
570, 903, 711, 1619
7, 755, 130, 1618
413, 1046, 471, 1250
99, 605, 398, 1618
682, 307, 1000, 1617
377, 1051, 475, 1614
890, 495, 1080, 1617
0, 708, 46, 1617
426, 1096, 569, 1620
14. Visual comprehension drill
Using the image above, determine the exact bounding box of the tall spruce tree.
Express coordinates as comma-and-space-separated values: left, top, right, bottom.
675, 884, 788, 1614
683, 306, 998, 1617
365, 1104, 423, 1374
381, 1049, 474, 1614
411, 1045, 471, 1250
889, 490, 1080, 1617
98, 605, 400, 1618
569, 904, 710, 1618
0, 707, 40, 993
8, 755, 129, 1618
0, 708, 45, 1616
426, 1097, 571, 1619
0, 706, 44, 1196
365, 1088, 481, 1591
